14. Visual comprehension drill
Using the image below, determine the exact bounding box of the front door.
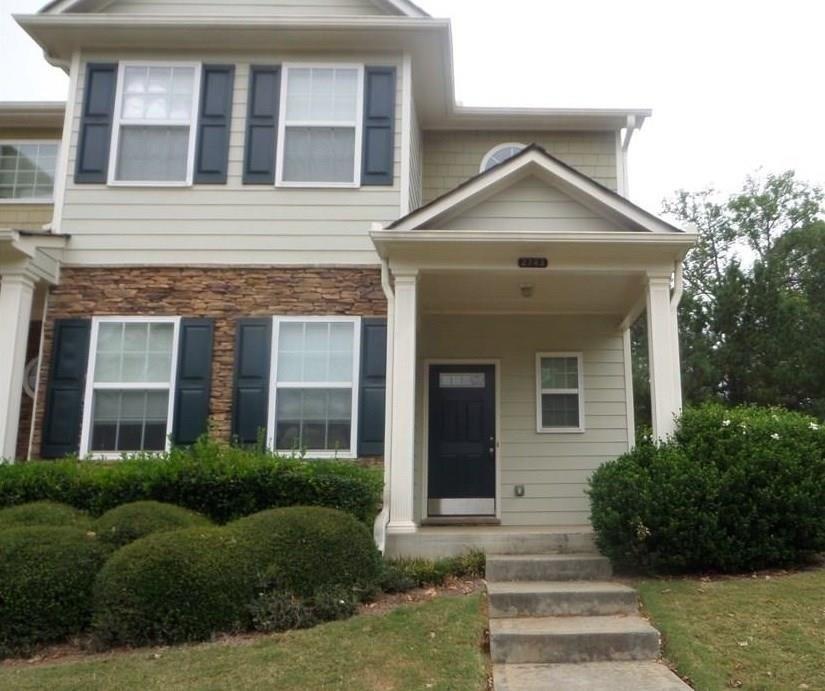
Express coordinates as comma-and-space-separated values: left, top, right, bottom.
428, 364, 496, 517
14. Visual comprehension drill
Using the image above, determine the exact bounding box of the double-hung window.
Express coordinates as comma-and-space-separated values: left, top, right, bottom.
270, 317, 361, 457
277, 65, 364, 187
0, 141, 58, 201
536, 353, 585, 433
110, 63, 201, 185
81, 318, 180, 457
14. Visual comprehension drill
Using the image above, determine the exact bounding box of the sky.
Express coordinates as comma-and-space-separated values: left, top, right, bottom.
1, 0, 823, 212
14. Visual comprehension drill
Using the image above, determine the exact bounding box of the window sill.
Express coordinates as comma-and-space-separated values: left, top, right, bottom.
274, 450, 358, 460
107, 180, 192, 188
275, 181, 361, 190
0, 198, 54, 205
536, 427, 586, 435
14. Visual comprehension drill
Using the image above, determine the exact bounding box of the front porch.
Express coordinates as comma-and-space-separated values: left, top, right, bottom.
371, 146, 696, 555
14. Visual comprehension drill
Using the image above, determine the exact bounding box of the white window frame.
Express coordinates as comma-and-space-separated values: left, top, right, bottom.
107, 61, 202, 187
275, 63, 365, 189
79, 316, 182, 460
535, 352, 585, 434
267, 316, 362, 459
0, 139, 60, 204
480, 142, 526, 173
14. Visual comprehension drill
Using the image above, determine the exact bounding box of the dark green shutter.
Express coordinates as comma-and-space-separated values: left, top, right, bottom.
194, 65, 235, 184
361, 66, 396, 186
75, 63, 117, 184
358, 318, 387, 456
232, 318, 272, 444
41, 319, 91, 458
172, 319, 214, 445
243, 66, 280, 184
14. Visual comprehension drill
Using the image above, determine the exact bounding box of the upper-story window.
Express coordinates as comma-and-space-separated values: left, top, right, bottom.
110, 63, 201, 185
480, 143, 526, 173
277, 64, 364, 187
0, 141, 58, 201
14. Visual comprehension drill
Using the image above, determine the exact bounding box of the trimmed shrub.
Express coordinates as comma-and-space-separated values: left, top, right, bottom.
95, 501, 211, 548
0, 437, 382, 524
93, 527, 252, 646
0, 527, 110, 657
248, 586, 358, 633
589, 404, 825, 573
0, 501, 91, 530
380, 550, 486, 593
229, 506, 382, 599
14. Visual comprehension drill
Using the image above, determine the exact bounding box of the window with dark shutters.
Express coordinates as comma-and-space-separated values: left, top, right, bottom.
194, 65, 235, 184
232, 319, 272, 444
358, 318, 388, 456
361, 66, 396, 186
172, 319, 215, 445
75, 63, 117, 184
243, 66, 280, 184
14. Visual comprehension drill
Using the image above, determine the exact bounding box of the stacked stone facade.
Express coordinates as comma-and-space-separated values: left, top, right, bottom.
29, 266, 386, 458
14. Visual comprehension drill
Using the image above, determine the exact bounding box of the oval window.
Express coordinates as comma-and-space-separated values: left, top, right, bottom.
480, 143, 526, 172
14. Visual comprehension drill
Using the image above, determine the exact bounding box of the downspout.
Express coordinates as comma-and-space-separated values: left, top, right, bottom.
670, 260, 685, 413
373, 257, 395, 553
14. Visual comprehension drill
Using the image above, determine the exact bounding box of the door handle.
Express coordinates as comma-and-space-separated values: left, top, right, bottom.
489, 437, 496, 456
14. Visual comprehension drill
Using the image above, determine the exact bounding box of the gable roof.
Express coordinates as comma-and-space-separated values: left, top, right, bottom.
388, 144, 685, 234
38, 0, 429, 16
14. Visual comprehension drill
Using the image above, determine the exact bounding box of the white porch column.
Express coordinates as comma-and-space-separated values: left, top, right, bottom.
387, 270, 418, 533
0, 271, 36, 461
646, 274, 681, 440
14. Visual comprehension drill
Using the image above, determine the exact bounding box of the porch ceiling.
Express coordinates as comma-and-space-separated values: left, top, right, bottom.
419, 269, 644, 317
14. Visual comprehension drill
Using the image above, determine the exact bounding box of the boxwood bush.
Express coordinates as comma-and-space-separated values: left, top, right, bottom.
0, 438, 381, 524
0, 501, 91, 531
93, 527, 252, 646
95, 501, 211, 548
0, 527, 110, 657
229, 506, 382, 599
589, 404, 825, 573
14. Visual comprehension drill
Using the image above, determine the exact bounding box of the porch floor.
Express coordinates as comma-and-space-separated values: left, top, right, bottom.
384, 525, 596, 559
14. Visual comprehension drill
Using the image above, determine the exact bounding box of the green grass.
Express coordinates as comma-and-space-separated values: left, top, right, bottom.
638, 568, 825, 690
0, 593, 487, 691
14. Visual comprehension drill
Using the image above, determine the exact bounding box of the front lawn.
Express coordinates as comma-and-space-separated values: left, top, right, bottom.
639, 567, 825, 690
0, 592, 487, 691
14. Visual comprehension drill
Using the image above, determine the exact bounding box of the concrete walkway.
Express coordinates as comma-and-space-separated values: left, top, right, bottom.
487, 552, 691, 690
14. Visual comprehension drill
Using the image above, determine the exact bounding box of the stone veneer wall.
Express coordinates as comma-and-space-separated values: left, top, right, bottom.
30, 266, 386, 458
16, 322, 42, 460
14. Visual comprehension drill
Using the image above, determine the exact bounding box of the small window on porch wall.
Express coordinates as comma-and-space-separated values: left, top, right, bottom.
536, 353, 585, 433
270, 317, 361, 457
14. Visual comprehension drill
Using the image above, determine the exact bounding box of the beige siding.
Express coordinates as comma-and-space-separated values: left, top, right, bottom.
422, 131, 617, 204
436, 177, 624, 232
416, 314, 630, 527
60, 54, 403, 265
100, 0, 394, 16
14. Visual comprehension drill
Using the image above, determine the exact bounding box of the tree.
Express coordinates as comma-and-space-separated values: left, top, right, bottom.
633, 171, 824, 427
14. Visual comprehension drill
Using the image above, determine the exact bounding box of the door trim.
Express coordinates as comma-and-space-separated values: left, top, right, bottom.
421, 359, 502, 521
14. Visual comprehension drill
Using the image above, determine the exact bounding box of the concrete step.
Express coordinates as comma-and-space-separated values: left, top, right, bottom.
489, 615, 660, 664
487, 581, 638, 618
486, 553, 612, 582
493, 662, 692, 691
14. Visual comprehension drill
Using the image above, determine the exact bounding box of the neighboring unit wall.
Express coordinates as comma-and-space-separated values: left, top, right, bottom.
30, 266, 386, 457
0, 126, 60, 231
422, 130, 618, 204
59, 55, 403, 266
100, 0, 397, 16
416, 314, 630, 526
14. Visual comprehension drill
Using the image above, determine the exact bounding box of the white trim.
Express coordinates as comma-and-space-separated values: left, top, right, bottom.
0, 139, 60, 204
275, 63, 364, 189
387, 148, 686, 235
79, 316, 181, 460
421, 359, 502, 521
623, 327, 636, 450
267, 315, 362, 459
535, 352, 585, 434
52, 51, 79, 233
107, 61, 202, 187
399, 52, 413, 217
479, 142, 526, 173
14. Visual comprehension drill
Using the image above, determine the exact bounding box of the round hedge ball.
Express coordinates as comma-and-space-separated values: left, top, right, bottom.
0, 501, 92, 531
228, 506, 382, 599
92, 527, 252, 646
94, 501, 211, 548
0, 527, 110, 657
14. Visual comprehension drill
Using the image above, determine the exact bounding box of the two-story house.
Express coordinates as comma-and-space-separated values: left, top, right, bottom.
2, 0, 695, 557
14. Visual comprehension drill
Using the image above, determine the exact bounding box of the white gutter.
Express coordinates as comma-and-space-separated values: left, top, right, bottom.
671, 260, 684, 311
373, 255, 395, 553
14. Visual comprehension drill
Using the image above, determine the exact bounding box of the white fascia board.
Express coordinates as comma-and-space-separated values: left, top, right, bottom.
371, 229, 698, 247
388, 148, 685, 235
